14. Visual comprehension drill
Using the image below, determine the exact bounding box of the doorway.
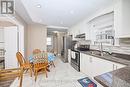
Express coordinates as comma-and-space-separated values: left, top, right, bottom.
0, 26, 24, 69
47, 28, 67, 55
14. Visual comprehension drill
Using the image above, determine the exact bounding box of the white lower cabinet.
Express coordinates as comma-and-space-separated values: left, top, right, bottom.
80, 53, 126, 82
80, 53, 126, 87
92, 56, 113, 77
80, 53, 87, 73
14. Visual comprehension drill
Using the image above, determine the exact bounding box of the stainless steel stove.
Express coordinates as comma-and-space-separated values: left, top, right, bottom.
71, 49, 80, 72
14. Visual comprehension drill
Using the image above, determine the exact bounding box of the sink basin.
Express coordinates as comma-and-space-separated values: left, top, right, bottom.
90, 51, 104, 56
90, 50, 117, 57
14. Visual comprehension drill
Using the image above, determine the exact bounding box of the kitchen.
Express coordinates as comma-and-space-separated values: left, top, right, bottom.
67, 0, 130, 87
0, 0, 130, 87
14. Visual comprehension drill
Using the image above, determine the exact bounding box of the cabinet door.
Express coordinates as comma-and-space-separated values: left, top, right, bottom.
80, 53, 83, 72
92, 57, 113, 77
84, 55, 93, 77
80, 53, 86, 73
114, 0, 130, 38
114, 0, 122, 38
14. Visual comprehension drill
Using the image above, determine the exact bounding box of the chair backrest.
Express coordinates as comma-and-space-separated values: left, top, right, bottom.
33, 52, 48, 64
33, 49, 42, 59
33, 49, 41, 55
16, 52, 25, 66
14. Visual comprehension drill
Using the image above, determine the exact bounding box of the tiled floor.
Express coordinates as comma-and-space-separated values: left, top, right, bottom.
10, 57, 87, 87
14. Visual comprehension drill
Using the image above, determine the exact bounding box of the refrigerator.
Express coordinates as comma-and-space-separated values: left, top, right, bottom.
61, 35, 72, 63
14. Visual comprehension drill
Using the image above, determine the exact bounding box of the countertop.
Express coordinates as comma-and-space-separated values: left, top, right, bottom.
73, 49, 130, 66
71, 49, 130, 87
94, 67, 130, 87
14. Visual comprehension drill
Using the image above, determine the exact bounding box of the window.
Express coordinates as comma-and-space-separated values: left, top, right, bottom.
47, 37, 52, 45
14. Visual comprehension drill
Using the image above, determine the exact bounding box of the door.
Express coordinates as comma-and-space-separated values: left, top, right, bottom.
4, 26, 18, 69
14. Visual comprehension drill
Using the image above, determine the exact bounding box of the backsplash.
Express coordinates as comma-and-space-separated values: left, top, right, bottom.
90, 45, 130, 55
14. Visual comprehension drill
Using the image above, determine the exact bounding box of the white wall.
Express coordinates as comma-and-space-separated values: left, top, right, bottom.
6, 12, 28, 57
27, 24, 47, 57
14, 12, 28, 58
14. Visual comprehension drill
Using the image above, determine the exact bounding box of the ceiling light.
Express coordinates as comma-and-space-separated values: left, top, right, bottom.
36, 4, 41, 8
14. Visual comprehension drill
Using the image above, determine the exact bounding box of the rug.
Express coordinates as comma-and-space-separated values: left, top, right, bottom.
78, 77, 97, 87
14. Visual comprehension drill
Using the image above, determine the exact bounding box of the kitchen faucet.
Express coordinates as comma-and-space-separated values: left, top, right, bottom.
94, 41, 104, 56
99, 42, 104, 56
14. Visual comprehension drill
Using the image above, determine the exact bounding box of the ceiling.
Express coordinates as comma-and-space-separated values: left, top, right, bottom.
16, 0, 113, 28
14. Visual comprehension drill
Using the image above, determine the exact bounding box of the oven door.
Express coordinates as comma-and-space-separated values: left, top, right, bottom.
75, 52, 80, 64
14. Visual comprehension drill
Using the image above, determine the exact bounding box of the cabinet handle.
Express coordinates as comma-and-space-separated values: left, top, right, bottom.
90, 57, 92, 63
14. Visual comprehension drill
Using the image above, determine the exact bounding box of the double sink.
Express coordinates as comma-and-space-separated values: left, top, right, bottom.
86, 50, 130, 61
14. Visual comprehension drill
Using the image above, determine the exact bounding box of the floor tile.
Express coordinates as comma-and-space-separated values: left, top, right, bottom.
10, 57, 87, 87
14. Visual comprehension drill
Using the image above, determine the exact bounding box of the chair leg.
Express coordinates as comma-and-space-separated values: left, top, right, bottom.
29, 67, 32, 77
45, 68, 48, 78
35, 70, 38, 82
52, 61, 55, 67
19, 68, 23, 87
25, 69, 28, 73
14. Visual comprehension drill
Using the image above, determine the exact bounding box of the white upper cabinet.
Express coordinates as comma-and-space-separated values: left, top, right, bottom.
69, 0, 130, 40
88, 12, 114, 45
114, 0, 130, 38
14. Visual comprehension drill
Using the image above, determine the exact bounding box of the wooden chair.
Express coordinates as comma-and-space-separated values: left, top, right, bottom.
48, 49, 55, 67
33, 52, 48, 81
0, 68, 23, 87
16, 52, 32, 77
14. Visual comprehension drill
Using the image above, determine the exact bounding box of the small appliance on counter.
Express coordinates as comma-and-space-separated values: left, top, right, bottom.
77, 45, 90, 51
71, 40, 78, 50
